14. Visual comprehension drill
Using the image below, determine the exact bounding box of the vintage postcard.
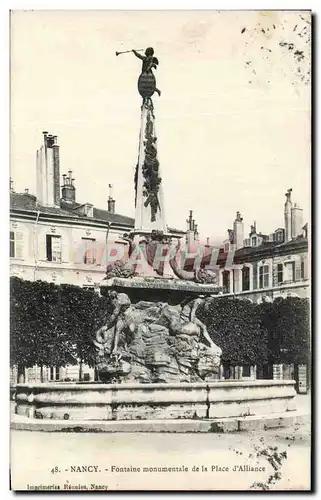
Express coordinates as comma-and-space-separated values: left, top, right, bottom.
10, 9, 311, 491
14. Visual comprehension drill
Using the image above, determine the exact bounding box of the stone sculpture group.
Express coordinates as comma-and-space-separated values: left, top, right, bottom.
93, 291, 222, 384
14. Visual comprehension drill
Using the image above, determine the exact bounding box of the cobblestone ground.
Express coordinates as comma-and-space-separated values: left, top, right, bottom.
10, 395, 311, 492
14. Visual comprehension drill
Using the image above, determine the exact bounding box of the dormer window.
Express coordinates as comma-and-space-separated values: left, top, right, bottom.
84, 204, 93, 218
274, 230, 284, 243
252, 237, 257, 247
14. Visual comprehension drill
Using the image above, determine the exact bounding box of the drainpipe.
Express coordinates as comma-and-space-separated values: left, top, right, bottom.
33, 211, 41, 281
105, 222, 112, 269
105, 222, 111, 247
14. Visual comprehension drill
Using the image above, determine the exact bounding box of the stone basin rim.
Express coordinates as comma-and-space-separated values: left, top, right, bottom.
100, 276, 221, 293
16, 380, 296, 391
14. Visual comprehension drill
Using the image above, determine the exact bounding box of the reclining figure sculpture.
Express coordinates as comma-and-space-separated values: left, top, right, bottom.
93, 291, 222, 383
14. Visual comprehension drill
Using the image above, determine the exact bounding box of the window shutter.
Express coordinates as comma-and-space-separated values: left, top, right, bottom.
276, 263, 283, 285
15, 232, 24, 259
10, 232, 15, 258
273, 264, 278, 286
46, 235, 52, 261
303, 256, 308, 279
252, 263, 258, 290
295, 260, 301, 281
37, 231, 47, 261
61, 233, 71, 263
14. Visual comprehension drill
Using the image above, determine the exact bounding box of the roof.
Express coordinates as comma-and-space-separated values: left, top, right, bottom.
183, 237, 308, 271
10, 192, 184, 234
10, 192, 80, 218
10, 192, 135, 227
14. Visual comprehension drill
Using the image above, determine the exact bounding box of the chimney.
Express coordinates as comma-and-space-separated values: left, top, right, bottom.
291, 202, 304, 239
36, 131, 60, 207
250, 221, 257, 236
284, 188, 293, 242
233, 211, 244, 249
107, 184, 115, 213
24, 188, 29, 194
186, 210, 195, 248
52, 136, 60, 206
188, 210, 193, 231
194, 223, 199, 241
206, 237, 210, 246
61, 170, 76, 203
10, 178, 14, 193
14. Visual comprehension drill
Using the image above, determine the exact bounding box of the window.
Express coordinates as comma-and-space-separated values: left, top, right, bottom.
242, 266, 250, 291
301, 260, 305, 280
10, 231, 14, 257
222, 270, 230, 293
277, 264, 283, 284
242, 364, 251, 377
252, 237, 257, 247
10, 231, 23, 258
84, 204, 94, 218
49, 366, 60, 381
46, 235, 62, 262
276, 231, 283, 242
82, 238, 96, 264
284, 261, 295, 282
259, 265, 269, 288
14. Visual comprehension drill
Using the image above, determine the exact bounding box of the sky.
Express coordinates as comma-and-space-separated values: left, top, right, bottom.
10, 10, 311, 244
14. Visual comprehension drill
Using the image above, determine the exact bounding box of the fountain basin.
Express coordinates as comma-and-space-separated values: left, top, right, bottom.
100, 276, 221, 304
15, 380, 297, 422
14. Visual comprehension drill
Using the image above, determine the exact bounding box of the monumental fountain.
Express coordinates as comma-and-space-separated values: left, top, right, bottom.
14, 48, 302, 431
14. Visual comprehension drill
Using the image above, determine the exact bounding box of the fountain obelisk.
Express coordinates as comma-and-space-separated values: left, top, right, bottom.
134, 98, 167, 236
103, 46, 220, 293
130, 47, 170, 243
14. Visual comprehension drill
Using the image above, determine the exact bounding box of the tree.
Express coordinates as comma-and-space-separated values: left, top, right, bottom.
56, 284, 109, 377
257, 297, 310, 365
10, 277, 37, 381
197, 297, 268, 367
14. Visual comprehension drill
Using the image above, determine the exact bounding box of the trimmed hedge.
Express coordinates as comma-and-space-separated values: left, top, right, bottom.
198, 296, 310, 367
10, 277, 109, 374
198, 298, 268, 366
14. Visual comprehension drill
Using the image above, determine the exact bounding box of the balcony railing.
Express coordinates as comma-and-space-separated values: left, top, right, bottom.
276, 277, 309, 286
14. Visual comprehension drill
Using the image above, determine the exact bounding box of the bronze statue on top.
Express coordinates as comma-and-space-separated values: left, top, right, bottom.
116, 46, 161, 98
132, 47, 161, 98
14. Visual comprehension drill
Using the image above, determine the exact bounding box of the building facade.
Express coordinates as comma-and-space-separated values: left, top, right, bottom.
217, 188, 309, 304
10, 189, 135, 289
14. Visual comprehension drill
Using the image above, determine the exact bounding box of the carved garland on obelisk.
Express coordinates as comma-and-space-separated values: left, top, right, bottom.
142, 101, 162, 222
